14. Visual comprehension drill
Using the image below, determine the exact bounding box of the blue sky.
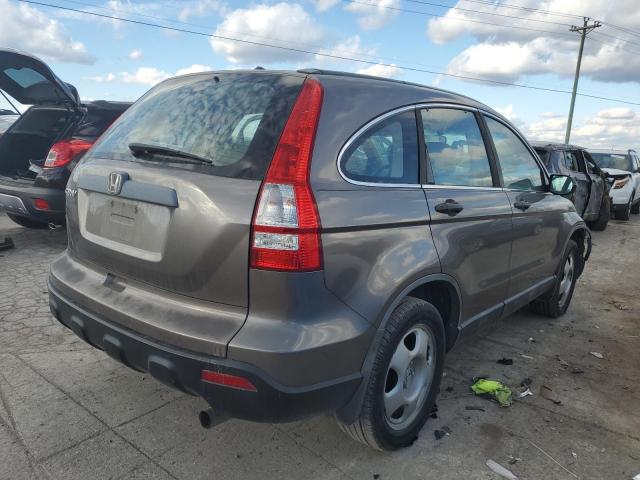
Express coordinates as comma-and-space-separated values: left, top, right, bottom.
1, 0, 640, 148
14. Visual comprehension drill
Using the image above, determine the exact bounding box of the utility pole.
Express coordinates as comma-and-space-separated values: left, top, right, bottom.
565, 17, 601, 144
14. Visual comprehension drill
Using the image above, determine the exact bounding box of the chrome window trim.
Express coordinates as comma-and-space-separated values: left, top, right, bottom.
336, 103, 481, 188
421, 184, 504, 191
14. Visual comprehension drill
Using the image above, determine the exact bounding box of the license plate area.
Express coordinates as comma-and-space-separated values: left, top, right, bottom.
78, 190, 170, 262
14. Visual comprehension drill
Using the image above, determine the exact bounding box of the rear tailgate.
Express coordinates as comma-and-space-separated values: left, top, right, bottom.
63, 71, 305, 354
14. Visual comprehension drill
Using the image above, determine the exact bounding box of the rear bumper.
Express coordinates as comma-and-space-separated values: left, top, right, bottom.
48, 281, 362, 422
0, 180, 65, 223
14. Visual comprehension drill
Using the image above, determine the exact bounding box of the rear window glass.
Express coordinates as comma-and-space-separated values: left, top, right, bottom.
590, 153, 632, 171
87, 73, 304, 180
4, 68, 47, 88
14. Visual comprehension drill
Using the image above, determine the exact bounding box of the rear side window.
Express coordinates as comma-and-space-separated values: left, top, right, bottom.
485, 116, 544, 191
87, 73, 304, 180
563, 151, 580, 171
422, 108, 493, 187
340, 110, 419, 184
73, 107, 127, 139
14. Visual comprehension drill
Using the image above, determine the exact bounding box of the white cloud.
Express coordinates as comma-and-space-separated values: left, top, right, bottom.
211, 3, 324, 64
179, 0, 225, 22
0, 0, 93, 64
427, 0, 640, 84
175, 64, 213, 76
356, 63, 403, 78
128, 49, 143, 60
522, 107, 640, 149
316, 0, 340, 12
345, 0, 400, 30
495, 104, 525, 127
87, 65, 213, 86
315, 35, 376, 63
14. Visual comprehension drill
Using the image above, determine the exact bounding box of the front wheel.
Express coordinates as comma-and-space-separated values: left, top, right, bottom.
336, 297, 445, 450
530, 239, 582, 318
631, 195, 639, 214
615, 196, 632, 220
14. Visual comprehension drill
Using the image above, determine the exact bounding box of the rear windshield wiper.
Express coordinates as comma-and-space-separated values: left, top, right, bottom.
128, 142, 214, 166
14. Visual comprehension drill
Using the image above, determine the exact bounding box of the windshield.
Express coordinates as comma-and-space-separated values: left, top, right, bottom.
590, 152, 632, 171
86, 72, 304, 180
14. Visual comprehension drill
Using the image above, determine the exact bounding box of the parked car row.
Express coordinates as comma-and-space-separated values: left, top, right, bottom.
1, 49, 622, 452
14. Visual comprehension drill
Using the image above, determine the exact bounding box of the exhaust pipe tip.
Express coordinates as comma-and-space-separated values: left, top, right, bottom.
199, 409, 213, 429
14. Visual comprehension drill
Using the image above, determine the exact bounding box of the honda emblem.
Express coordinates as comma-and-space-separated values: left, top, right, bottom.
107, 172, 124, 195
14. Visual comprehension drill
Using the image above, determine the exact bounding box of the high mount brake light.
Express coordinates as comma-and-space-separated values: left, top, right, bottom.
44, 139, 93, 168
250, 79, 324, 272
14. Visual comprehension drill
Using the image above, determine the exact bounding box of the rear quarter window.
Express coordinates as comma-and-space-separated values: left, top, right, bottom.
86, 72, 304, 180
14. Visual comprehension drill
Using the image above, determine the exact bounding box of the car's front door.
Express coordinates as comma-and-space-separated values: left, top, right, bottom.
582, 150, 606, 220
420, 106, 512, 329
482, 115, 568, 316
564, 150, 590, 217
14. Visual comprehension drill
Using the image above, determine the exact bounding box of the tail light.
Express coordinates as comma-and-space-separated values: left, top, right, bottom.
44, 139, 93, 168
250, 79, 324, 272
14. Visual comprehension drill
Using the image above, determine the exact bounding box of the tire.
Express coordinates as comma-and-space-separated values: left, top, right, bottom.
615, 197, 631, 221
631, 195, 639, 214
530, 239, 582, 318
336, 297, 445, 451
588, 195, 610, 231
6, 213, 48, 229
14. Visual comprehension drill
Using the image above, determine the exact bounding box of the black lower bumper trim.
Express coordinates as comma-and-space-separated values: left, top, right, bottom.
48, 281, 361, 423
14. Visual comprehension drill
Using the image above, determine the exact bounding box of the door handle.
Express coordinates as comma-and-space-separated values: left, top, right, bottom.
514, 200, 531, 211
434, 199, 464, 216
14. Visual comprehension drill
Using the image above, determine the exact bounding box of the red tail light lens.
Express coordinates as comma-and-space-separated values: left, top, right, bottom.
33, 198, 50, 211
250, 78, 324, 272
201, 370, 257, 392
44, 139, 94, 168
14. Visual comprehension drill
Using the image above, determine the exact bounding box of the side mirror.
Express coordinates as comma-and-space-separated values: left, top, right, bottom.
549, 174, 576, 195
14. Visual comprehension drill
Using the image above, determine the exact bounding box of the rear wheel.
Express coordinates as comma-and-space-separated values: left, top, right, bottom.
336, 297, 445, 450
6, 213, 48, 229
530, 239, 582, 318
588, 195, 610, 231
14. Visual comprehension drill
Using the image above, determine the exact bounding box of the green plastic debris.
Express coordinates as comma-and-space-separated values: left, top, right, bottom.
471, 379, 512, 407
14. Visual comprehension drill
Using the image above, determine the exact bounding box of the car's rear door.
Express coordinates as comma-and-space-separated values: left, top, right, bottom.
482, 114, 567, 316
420, 106, 512, 329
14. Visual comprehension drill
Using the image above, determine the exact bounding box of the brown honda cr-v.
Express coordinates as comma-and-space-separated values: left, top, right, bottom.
49, 69, 590, 450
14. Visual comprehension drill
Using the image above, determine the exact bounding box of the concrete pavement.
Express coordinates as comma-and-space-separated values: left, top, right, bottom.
0, 212, 638, 479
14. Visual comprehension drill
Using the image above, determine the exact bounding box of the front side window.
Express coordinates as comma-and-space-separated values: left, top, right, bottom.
341, 110, 419, 184
485, 117, 544, 191
421, 108, 493, 187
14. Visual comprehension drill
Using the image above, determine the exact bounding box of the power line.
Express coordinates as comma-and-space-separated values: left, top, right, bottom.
402, 0, 573, 27
16, 0, 640, 107
457, 0, 583, 20
53, 0, 640, 96
345, 0, 576, 38
346, 0, 640, 56
600, 21, 640, 40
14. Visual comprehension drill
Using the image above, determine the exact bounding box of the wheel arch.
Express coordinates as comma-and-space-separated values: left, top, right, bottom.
336, 273, 462, 424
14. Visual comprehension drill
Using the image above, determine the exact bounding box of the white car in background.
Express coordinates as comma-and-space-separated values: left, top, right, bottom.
589, 149, 640, 220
